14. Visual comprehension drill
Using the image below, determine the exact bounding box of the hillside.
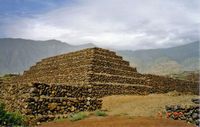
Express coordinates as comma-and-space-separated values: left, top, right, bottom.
166, 71, 199, 82
0, 38, 199, 75
117, 41, 199, 75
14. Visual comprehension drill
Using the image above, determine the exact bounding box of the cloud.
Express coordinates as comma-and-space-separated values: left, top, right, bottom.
1, 0, 200, 50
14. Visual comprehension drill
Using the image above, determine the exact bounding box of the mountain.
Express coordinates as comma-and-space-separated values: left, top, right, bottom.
0, 38, 95, 75
0, 38, 199, 75
117, 41, 200, 75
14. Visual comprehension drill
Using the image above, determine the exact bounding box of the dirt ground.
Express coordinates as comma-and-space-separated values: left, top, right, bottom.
102, 93, 198, 117
39, 93, 198, 127
39, 116, 195, 127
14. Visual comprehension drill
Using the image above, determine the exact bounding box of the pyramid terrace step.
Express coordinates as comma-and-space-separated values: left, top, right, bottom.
17, 73, 88, 82
27, 64, 132, 78
89, 73, 146, 84
42, 47, 115, 60
28, 59, 133, 74
93, 47, 117, 56
20, 72, 145, 84
23, 66, 136, 80
91, 59, 133, 71
19, 66, 143, 84
29, 63, 102, 74
26, 83, 152, 98
36, 53, 128, 68
93, 54, 129, 65
16, 70, 145, 85
91, 66, 139, 77
33, 59, 129, 71
24, 64, 91, 75
24, 65, 138, 78
17, 74, 90, 84
42, 48, 121, 63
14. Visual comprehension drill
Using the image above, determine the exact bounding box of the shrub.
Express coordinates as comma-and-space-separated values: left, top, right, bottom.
68, 112, 88, 121
53, 117, 67, 122
0, 102, 26, 126
94, 110, 107, 117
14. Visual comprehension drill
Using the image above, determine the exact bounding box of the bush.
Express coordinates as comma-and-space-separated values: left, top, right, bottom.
94, 110, 107, 117
0, 102, 26, 126
68, 112, 87, 121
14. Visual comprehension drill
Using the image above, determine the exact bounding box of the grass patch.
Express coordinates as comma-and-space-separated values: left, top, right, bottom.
68, 112, 88, 121
0, 102, 26, 126
94, 110, 107, 117
54, 118, 67, 122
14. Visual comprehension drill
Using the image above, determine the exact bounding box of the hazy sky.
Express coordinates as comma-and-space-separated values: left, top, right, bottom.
0, 0, 199, 50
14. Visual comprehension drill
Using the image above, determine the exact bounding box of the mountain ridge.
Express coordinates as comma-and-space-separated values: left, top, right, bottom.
117, 41, 199, 75
0, 38, 95, 75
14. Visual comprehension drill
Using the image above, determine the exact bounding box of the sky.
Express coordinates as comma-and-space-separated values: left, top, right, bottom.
0, 0, 199, 50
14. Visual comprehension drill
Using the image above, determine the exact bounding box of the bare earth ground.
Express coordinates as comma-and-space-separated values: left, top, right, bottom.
39, 93, 198, 127
40, 115, 195, 127
102, 93, 198, 117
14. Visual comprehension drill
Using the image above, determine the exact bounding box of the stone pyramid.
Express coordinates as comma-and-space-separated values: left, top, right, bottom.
1, 47, 198, 124
15, 47, 144, 86
3, 47, 151, 124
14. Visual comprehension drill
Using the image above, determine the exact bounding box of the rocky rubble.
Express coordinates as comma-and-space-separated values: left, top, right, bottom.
165, 99, 200, 126
192, 98, 200, 104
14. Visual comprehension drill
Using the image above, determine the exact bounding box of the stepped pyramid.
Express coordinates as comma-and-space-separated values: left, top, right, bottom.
15, 47, 145, 86
2, 47, 198, 124
12, 47, 198, 95
3, 47, 152, 124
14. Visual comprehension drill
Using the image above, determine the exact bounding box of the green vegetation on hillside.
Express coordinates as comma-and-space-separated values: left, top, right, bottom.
0, 102, 26, 126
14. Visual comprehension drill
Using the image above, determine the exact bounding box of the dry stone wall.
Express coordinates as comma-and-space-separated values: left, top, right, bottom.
30, 83, 152, 98
142, 74, 199, 94
165, 99, 200, 126
1, 82, 102, 124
